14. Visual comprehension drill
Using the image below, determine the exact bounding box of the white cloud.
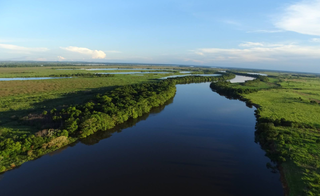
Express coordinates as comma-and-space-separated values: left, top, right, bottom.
247, 30, 284, 33
275, 0, 320, 36
57, 56, 65, 60
312, 38, 320, 42
239, 42, 264, 47
0, 43, 48, 52
192, 42, 320, 63
61, 46, 106, 59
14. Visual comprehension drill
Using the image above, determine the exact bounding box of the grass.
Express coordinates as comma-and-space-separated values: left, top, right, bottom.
0, 67, 184, 137
241, 76, 320, 127
244, 89, 320, 126
282, 161, 306, 196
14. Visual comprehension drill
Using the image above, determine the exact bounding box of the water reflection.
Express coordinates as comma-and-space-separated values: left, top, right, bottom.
80, 97, 174, 145
229, 75, 255, 83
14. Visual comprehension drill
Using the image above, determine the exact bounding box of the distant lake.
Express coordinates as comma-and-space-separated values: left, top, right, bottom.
0, 77, 70, 81
98, 72, 170, 75
160, 74, 221, 79
86, 68, 173, 71
0, 82, 283, 196
229, 75, 255, 83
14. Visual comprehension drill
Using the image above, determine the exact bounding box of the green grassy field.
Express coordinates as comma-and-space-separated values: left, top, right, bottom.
0, 67, 181, 136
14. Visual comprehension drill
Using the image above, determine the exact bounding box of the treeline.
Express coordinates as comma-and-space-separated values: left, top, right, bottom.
225, 71, 261, 78
49, 73, 115, 78
210, 81, 259, 99
167, 73, 235, 84
55, 81, 176, 138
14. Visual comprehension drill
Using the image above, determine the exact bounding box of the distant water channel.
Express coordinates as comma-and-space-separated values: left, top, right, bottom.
86, 68, 172, 71
161, 74, 221, 79
0, 77, 70, 81
0, 81, 283, 195
98, 72, 170, 75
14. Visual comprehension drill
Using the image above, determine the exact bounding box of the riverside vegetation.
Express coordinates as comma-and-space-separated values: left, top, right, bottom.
0, 65, 234, 173
210, 72, 320, 196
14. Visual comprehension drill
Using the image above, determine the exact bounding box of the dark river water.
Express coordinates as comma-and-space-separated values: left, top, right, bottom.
0, 82, 283, 196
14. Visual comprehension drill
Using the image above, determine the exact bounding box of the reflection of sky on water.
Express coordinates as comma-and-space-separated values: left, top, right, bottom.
229, 75, 255, 83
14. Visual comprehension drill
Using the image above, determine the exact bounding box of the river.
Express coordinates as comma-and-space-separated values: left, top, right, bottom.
0, 82, 283, 196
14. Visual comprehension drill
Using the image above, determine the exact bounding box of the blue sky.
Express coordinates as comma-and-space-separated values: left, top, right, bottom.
0, 0, 320, 72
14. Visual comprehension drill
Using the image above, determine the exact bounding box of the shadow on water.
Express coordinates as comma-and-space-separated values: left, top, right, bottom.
0, 97, 174, 180
79, 97, 174, 145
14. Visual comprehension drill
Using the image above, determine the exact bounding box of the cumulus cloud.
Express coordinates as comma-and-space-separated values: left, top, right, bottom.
57, 56, 65, 60
275, 0, 320, 36
0, 43, 48, 52
61, 46, 106, 59
192, 42, 320, 62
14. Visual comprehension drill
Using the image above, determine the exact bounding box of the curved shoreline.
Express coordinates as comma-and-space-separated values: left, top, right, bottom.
210, 82, 289, 196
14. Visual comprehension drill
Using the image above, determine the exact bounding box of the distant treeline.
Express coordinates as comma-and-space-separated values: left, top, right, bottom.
167, 73, 235, 84
226, 71, 268, 78
49, 73, 115, 78
210, 81, 259, 99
